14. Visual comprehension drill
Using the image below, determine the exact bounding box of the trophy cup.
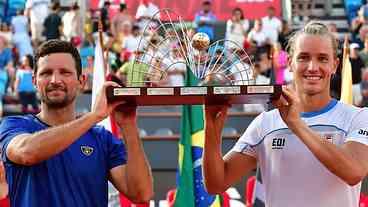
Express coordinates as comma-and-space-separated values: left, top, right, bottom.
106, 9, 281, 106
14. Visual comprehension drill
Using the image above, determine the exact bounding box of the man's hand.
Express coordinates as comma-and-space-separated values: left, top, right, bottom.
204, 104, 229, 135
114, 105, 137, 127
91, 81, 125, 122
272, 85, 302, 127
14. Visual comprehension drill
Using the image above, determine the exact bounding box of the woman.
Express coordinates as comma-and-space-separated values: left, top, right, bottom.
14, 54, 39, 113
62, 3, 82, 41
225, 8, 249, 49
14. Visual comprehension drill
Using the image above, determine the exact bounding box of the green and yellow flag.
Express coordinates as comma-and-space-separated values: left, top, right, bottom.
174, 68, 221, 207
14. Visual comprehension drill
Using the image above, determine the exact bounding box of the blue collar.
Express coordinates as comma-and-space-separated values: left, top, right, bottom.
300, 99, 338, 118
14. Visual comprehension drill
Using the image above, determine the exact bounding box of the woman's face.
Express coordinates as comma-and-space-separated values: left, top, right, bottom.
233, 10, 242, 20
21, 56, 30, 67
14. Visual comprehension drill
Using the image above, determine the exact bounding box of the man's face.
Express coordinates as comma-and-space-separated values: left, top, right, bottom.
203, 3, 211, 12
254, 20, 262, 31
289, 34, 338, 96
34, 53, 83, 109
267, 8, 275, 17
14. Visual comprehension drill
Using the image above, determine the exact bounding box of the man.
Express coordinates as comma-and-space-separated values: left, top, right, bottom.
119, 49, 149, 87
194, 0, 217, 41
261, 6, 282, 44
0, 40, 153, 206
25, 0, 51, 45
0, 36, 12, 118
11, 9, 33, 58
203, 21, 368, 206
135, 0, 160, 32
111, 3, 133, 37
349, 43, 364, 105
43, 2, 62, 40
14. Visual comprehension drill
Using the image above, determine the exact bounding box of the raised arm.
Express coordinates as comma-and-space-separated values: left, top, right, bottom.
6, 82, 123, 166
108, 106, 153, 203
275, 86, 368, 186
202, 105, 257, 194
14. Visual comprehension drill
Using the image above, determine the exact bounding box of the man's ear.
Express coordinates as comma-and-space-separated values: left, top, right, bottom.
78, 74, 87, 90
287, 55, 293, 72
332, 56, 340, 75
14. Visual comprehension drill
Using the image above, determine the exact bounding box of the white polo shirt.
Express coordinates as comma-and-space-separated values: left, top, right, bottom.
232, 99, 368, 207
261, 16, 281, 43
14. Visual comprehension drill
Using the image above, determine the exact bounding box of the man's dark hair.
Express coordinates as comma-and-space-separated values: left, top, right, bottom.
34, 40, 82, 77
120, 3, 127, 11
51, 2, 60, 11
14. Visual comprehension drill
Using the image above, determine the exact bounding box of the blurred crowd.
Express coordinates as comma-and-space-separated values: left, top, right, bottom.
0, 0, 367, 119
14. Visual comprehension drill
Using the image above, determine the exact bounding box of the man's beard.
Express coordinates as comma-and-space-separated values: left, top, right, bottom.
41, 94, 76, 109
41, 84, 76, 109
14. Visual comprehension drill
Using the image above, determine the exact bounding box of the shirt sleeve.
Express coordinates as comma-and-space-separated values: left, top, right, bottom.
0, 117, 30, 163
230, 112, 265, 158
345, 108, 368, 145
101, 128, 127, 170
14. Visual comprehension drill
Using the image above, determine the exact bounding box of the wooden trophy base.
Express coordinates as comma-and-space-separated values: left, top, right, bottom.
106, 85, 282, 106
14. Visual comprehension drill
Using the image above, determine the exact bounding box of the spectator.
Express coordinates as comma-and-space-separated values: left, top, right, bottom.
194, 0, 217, 41
122, 25, 145, 56
351, 5, 367, 43
11, 9, 33, 59
100, 1, 111, 32
62, 3, 82, 42
225, 8, 249, 50
323, 0, 333, 17
247, 19, 269, 49
135, 0, 160, 33
350, 43, 365, 105
262, 6, 282, 44
80, 40, 95, 70
119, 50, 149, 87
82, 56, 94, 93
354, 25, 368, 49
359, 36, 368, 67
291, 0, 314, 23
327, 23, 343, 48
272, 42, 288, 85
112, 21, 133, 54
278, 20, 293, 50
0, 36, 12, 117
0, 24, 12, 45
43, 2, 62, 41
25, 0, 51, 46
111, 3, 133, 37
163, 44, 186, 87
360, 70, 368, 107
14, 54, 39, 113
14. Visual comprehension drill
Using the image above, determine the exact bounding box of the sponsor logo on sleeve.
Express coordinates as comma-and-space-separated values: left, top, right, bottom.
272, 138, 285, 149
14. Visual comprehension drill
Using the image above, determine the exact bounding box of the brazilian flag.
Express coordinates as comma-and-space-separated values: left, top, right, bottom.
174, 68, 222, 207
